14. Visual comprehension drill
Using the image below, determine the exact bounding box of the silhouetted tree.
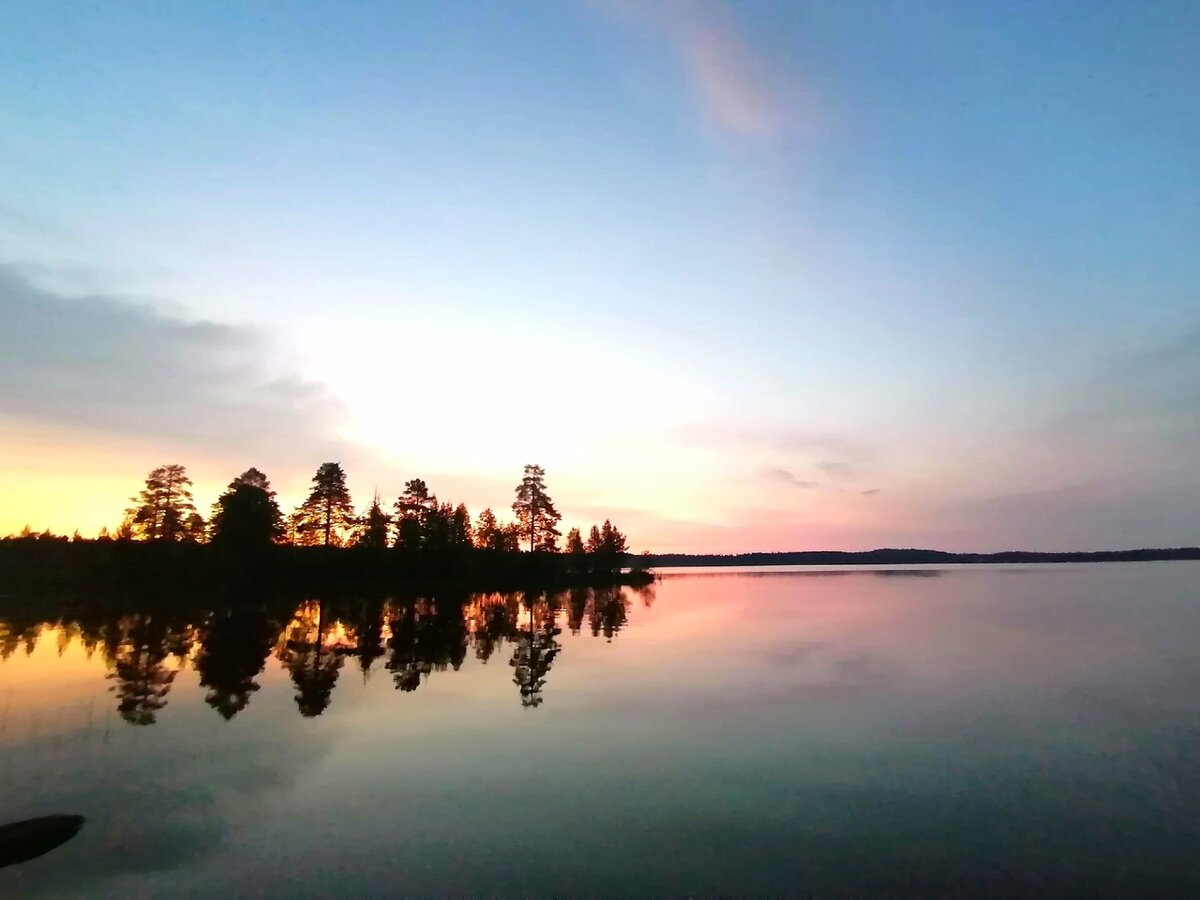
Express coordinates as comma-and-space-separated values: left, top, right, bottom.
565, 527, 586, 572
182, 511, 207, 543
499, 522, 523, 552
586, 519, 629, 572
209, 468, 284, 549
565, 527, 585, 555
601, 520, 628, 555
450, 503, 473, 550
422, 501, 454, 554
512, 464, 561, 552
353, 492, 392, 549
126, 464, 198, 541
293, 463, 355, 547
474, 508, 500, 549
393, 478, 434, 551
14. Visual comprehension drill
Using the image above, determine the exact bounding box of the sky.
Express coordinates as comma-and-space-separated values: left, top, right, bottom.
1, 0, 1197, 552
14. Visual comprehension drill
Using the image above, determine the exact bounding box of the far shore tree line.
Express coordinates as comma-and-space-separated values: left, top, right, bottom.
6, 462, 634, 570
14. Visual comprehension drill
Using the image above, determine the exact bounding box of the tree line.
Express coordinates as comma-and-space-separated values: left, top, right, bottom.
7, 461, 634, 573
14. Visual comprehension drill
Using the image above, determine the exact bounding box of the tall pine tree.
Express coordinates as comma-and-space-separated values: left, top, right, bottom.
512, 464, 562, 552
126, 464, 199, 541
293, 462, 355, 546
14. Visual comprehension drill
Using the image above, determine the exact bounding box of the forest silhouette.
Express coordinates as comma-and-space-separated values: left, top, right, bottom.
0, 585, 653, 724
2, 461, 651, 593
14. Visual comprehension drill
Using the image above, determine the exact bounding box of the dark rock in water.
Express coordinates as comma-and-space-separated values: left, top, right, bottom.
0, 815, 85, 868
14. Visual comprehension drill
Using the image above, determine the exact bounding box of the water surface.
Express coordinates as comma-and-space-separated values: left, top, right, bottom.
2, 563, 1198, 897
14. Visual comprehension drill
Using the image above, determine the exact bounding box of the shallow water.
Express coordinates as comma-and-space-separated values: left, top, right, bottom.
2, 563, 1199, 897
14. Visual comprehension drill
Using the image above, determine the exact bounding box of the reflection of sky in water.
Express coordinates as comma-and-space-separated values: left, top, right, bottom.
2, 563, 1199, 897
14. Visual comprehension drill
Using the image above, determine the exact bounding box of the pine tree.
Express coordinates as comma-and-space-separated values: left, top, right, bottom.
600, 519, 628, 555
565, 527, 585, 556
354, 492, 392, 548
393, 478, 434, 551
565, 527, 587, 574
586, 524, 603, 554
474, 508, 500, 549
210, 467, 283, 548
293, 462, 355, 547
512, 464, 562, 552
450, 503, 473, 549
126, 464, 198, 541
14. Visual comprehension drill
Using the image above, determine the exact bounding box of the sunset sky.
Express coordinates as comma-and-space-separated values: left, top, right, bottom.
2, 1, 1197, 552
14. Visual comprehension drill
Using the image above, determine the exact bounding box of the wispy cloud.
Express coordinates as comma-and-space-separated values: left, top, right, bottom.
671, 2, 778, 136
679, 421, 872, 458
763, 467, 817, 489
678, 422, 875, 485
596, 0, 782, 138
0, 264, 345, 467
819, 459, 857, 480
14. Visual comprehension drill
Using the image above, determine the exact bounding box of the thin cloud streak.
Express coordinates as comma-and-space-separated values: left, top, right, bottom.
673, 2, 779, 136
596, 0, 783, 138
763, 467, 818, 489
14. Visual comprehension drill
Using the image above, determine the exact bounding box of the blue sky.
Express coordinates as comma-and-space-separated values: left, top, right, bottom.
1, 0, 1197, 551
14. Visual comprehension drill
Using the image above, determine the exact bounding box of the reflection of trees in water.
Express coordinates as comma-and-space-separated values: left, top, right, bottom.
589, 587, 630, 641
0, 617, 42, 659
566, 587, 590, 635
464, 592, 522, 663
563, 585, 647, 641
0, 581, 651, 724
509, 592, 562, 708
344, 597, 387, 681
276, 600, 349, 717
196, 607, 277, 720
386, 601, 431, 691
386, 597, 469, 693
106, 615, 194, 725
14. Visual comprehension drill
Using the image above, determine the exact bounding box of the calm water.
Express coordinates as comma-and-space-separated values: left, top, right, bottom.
2, 563, 1199, 897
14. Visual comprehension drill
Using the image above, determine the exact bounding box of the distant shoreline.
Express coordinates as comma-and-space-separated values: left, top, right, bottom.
642, 548, 1200, 568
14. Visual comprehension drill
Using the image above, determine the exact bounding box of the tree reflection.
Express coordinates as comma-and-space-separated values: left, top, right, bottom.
345, 597, 387, 680
386, 600, 435, 692
277, 601, 348, 717
0, 617, 42, 660
196, 606, 277, 719
509, 592, 562, 708
589, 586, 631, 641
566, 586, 589, 635
385, 597, 469, 692
465, 593, 520, 663
107, 614, 193, 725
0, 581, 644, 724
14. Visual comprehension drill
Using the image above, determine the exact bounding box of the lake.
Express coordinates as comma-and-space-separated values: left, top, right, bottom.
2, 563, 1199, 897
